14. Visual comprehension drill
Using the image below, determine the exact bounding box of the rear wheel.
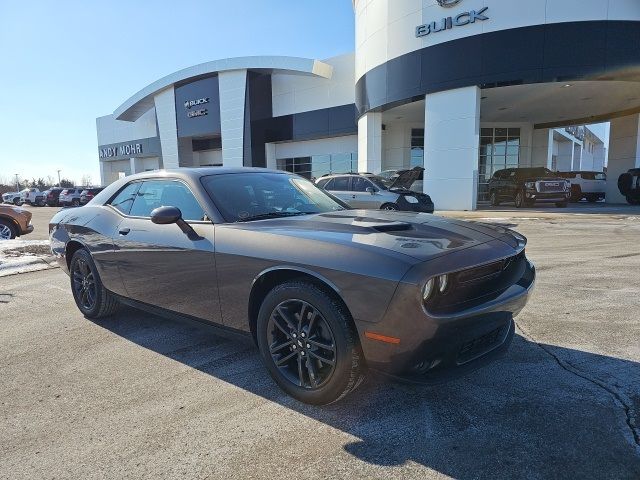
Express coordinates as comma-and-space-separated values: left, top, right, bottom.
71, 198, 80, 207
69, 249, 119, 318
256, 281, 365, 405
380, 203, 398, 211
13, 198, 22, 206
0, 219, 17, 240
489, 191, 500, 206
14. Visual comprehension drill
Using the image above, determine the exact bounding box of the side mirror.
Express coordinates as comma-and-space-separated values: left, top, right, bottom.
366, 187, 376, 195
150, 206, 181, 225
150, 206, 200, 240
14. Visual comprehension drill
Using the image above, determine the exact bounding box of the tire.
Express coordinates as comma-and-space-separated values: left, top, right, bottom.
71, 198, 80, 207
570, 185, 582, 202
380, 203, 398, 211
69, 249, 119, 319
514, 190, 526, 208
489, 191, 500, 206
0, 219, 17, 240
13, 198, 22, 206
556, 201, 568, 208
586, 194, 598, 203
618, 173, 633, 196
256, 280, 365, 405
627, 196, 640, 206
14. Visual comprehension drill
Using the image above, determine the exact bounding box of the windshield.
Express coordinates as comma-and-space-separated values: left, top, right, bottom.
516, 167, 554, 178
202, 172, 347, 222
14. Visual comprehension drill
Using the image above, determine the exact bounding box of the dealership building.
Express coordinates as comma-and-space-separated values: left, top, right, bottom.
97, 0, 640, 210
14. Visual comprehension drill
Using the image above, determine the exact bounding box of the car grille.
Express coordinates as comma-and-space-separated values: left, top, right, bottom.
457, 324, 508, 364
427, 250, 527, 314
537, 181, 565, 193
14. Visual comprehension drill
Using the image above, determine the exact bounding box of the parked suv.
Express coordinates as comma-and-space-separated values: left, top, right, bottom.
79, 187, 104, 205
2, 192, 22, 205
20, 188, 45, 206
316, 168, 434, 213
488, 167, 571, 208
59, 188, 83, 207
0, 205, 34, 239
557, 171, 606, 202
618, 168, 640, 205
44, 187, 64, 207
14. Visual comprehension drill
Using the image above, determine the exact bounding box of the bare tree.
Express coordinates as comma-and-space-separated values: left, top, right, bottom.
80, 174, 92, 187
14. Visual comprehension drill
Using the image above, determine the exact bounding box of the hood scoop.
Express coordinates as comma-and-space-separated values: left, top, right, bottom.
350, 217, 413, 233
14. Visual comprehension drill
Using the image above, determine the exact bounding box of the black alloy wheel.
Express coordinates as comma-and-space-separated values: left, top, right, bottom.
72, 257, 97, 311
257, 281, 365, 404
69, 249, 120, 318
267, 299, 337, 389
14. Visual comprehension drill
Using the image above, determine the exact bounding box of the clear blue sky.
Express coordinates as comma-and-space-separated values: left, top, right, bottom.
0, 0, 355, 186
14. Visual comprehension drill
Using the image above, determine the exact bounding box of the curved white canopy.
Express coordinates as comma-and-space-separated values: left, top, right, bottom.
114, 56, 334, 121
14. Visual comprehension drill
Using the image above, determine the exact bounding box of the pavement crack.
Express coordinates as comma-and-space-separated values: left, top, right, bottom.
516, 321, 640, 452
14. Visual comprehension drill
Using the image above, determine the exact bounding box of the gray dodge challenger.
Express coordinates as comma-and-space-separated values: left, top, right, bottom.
49, 168, 535, 404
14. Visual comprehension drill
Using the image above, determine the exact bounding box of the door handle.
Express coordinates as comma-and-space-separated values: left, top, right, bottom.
118, 227, 130, 235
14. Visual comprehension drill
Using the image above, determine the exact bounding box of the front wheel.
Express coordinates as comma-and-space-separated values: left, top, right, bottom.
71, 198, 80, 207
490, 191, 500, 206
514, 190, 526, 208
0, 219, 17, 239
13, 198, 22, 206
256, 281, 365, 405
70, 249, 120, 318
380, 203, 398, 211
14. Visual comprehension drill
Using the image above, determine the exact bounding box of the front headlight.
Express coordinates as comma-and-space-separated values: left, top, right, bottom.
422, 278, 435, 302
525, 181, 535, 189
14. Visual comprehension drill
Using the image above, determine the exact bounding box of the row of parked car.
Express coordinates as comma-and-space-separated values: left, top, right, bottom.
1, 187, 104, 207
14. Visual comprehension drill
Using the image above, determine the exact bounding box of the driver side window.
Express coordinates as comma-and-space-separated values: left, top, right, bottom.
129, 180, 206, 221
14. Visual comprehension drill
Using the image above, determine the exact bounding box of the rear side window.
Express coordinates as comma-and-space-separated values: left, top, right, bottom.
129, 180, 206, 221
109, 182, 141, 215
316, 178, 330, 189
328, 176, 350, 191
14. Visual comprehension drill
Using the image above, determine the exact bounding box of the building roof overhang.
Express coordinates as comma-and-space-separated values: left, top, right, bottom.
113, 56, 333, 122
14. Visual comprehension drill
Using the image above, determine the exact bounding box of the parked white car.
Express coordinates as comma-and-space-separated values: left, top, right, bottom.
2, 191, 22, 205
557, 171, 606, 202
19, 188, 45, 206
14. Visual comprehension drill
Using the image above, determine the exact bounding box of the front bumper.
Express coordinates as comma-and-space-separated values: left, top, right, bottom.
525, 190, 570, 202
356, 251, 535, 384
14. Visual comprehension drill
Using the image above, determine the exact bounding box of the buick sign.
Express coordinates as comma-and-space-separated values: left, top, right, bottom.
184, 97, 209, 109
416, 6, 488, 37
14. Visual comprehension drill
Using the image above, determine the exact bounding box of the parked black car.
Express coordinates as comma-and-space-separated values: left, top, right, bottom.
80, 187, 105, 205
45, 187, 64, 207
618, 168, 640, 205
488, 167, 571, 208
50, 168, 534, 404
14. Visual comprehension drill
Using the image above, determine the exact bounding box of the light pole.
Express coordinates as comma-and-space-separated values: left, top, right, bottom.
14, 174, 19, 191
57, 169, 61, 187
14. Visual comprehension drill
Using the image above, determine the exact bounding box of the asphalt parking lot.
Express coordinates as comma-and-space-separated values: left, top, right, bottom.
1, 204, 639, 479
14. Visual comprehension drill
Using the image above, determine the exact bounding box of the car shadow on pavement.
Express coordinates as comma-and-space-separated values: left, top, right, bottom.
90, 307, 640, 479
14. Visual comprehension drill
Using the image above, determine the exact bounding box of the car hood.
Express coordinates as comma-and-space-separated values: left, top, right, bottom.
230, 210, 520, 262
389, 167, 424, 190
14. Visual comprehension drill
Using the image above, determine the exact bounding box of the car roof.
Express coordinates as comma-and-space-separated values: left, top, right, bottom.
123, 167, 290, 182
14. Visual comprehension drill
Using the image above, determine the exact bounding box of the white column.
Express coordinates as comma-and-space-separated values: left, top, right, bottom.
606, 113, 640, 203
357, 112, 382, 173
99, 161, 109, 186
153, 87, 179, 169
423, 86, 480, 211
546, 129, 555, 169
265, 143, 277, 170
218, 70, 247, 168
129, 158, 136, 175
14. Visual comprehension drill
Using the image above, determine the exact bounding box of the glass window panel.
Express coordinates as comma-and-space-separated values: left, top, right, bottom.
481, 128, 493, 137
508, 128, 521, 136
495, 128, 508, 137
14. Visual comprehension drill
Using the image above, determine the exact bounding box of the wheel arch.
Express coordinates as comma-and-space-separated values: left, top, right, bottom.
247, 266, 349, 343
0, 214, 20, 233
65, 239, 88, 270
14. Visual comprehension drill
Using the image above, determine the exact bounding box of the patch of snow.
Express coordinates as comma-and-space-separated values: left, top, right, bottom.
0, 239, 57, 277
